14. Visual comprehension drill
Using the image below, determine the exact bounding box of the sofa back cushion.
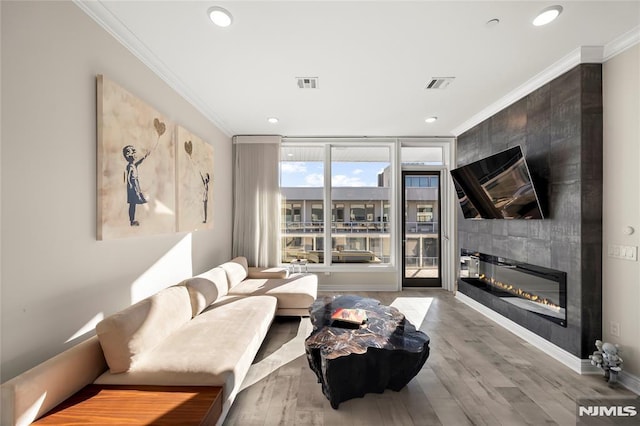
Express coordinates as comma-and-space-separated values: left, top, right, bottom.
184, 266, 228, 316
96, 285, 192, 374
220, 256, 248, 288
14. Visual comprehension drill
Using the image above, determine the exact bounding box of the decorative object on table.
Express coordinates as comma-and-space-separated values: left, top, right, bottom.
97, 75, 176, 239
330, 308, 367, 327
288, 258, 308, 273
589, 340, 624, 385
176, 125, 214, 232
305, 295, 430, 408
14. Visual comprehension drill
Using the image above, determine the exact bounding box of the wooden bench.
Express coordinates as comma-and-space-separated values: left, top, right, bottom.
33, 385, 222, 425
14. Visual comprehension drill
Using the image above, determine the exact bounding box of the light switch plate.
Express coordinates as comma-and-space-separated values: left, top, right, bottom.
608, 244, 638, 261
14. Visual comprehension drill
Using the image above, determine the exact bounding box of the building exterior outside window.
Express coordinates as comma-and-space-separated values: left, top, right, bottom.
280, 171, 439, 266
417, 204, 433, 222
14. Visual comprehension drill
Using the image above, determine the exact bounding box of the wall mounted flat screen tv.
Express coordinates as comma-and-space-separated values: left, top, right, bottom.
451, 146, 544, 219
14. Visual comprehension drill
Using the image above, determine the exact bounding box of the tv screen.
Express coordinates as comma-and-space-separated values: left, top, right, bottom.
451, 146, 544, 219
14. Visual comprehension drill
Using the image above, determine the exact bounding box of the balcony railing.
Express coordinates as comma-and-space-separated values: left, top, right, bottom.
405, 221, 439, 234
282, 221, 439, 234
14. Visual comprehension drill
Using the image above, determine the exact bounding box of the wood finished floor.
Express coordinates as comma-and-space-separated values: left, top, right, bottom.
224, 290, 637, 426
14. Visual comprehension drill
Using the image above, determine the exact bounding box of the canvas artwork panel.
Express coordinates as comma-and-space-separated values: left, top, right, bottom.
176, 126, 214, 232
97, 75, 176, 239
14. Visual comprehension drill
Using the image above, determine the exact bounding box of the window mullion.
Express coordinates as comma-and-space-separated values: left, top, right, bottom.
323, 144, 332, 267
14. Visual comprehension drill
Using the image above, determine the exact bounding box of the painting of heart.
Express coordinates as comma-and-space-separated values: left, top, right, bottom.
177, 127, 214, 232
97, 74, 176, 240
97, 74, 214, 239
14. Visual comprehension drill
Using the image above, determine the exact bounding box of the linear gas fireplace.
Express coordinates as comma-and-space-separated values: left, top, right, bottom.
460, 249, 567, 327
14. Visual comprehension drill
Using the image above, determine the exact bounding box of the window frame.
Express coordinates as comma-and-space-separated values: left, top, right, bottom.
279, 137, 455, 289
280, 139, 397, 271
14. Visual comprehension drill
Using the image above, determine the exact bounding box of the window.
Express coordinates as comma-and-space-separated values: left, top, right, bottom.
366, 204, 375, 221
350, 204, 365, 221
311, 204, 323, 222
282, 204, 292, 223
405, 177, 440, 188
280, 146, 324, 263
280, 143, 392, 266
417, 204, 433, 222
401, 146, 443, 166
292, 203, 302, 222
332, 203, 345, 222
331, 146, 391, 264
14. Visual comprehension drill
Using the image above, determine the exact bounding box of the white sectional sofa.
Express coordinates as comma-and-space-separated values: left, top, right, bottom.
1, 256, 317, 426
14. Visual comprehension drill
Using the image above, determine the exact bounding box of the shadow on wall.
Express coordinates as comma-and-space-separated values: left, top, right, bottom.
1, 234, 197, 383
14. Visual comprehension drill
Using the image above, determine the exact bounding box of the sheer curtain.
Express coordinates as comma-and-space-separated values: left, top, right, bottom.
232, 136, 281, 267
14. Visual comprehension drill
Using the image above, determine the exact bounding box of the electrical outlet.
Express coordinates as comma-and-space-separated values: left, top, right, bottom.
610, 321, 620, 337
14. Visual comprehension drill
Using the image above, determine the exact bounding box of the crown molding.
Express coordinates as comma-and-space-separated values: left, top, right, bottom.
72, 0, 233, 137
452, 46, 602, 136
453, 26, 640, 137
73, 0, 639, 141
603, 25, 640, 61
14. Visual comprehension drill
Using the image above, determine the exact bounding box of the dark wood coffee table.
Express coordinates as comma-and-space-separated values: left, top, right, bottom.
304, 294, 430, 408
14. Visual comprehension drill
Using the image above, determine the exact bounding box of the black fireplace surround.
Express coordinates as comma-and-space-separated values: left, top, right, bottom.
456, 64, 603, 358
460, 249, 567, 327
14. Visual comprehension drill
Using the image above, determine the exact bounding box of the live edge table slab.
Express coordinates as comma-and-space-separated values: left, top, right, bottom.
304, 295, 430, 408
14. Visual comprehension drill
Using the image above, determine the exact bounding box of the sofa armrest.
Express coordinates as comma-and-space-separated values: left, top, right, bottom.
1, 336, 107, 426
247, 267, 289, 279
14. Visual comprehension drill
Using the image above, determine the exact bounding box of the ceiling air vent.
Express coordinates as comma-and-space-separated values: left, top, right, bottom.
425, 77, 455, 90
296, 77, 319, 89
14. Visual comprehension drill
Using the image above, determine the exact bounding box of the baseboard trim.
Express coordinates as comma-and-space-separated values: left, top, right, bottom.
455, 292, 585, 374
581, 363, 640, 395
619, 371, 640, 395
580, 359, 602, 375
455, 292, 640, 396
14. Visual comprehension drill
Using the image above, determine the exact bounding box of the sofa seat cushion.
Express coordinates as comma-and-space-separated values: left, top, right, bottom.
94, 295, 277, 399
227, 273, 317, 312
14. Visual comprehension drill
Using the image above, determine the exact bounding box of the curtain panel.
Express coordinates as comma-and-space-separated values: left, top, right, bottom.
232, 137, 281, 267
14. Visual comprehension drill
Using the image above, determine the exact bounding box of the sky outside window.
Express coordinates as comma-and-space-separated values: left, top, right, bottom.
280, 161, 388, 187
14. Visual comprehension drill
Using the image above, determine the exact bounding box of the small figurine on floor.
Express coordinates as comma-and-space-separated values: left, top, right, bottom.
589, 340, 623, 385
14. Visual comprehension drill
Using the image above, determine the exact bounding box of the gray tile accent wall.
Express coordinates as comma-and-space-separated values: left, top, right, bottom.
456, 64, 603, 358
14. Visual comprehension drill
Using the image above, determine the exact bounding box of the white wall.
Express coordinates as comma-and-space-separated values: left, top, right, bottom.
0, 1, 232, 382
603, 43, 640, 378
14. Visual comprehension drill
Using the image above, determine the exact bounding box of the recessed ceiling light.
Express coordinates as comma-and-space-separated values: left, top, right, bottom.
267, 117, 279, 124
533, 5, 563, 26
208, 6, 233, 27
425, 116, 438, 123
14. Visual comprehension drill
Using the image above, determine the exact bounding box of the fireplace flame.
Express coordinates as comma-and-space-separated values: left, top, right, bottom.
479, 274, 561, 312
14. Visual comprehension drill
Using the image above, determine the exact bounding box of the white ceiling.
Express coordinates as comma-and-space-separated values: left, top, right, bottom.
77, 1, 640, 138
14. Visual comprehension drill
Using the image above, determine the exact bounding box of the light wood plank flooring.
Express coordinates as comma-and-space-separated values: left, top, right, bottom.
224, 290, 637, 426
